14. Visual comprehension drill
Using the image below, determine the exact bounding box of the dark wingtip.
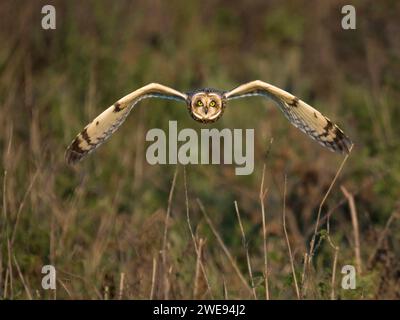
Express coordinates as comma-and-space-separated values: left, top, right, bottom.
343, 138, 354, 155
334, 128, 353, 155
65, 147, 82, 165
65, 137, 85, 165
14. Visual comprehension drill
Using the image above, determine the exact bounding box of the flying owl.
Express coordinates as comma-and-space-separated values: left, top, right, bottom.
65, 80, 352, 164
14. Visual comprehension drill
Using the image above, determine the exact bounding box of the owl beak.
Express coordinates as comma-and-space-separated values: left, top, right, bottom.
203, 106, 209, 115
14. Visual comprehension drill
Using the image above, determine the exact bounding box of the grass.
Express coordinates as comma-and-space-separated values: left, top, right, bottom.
1, 0, 400, 300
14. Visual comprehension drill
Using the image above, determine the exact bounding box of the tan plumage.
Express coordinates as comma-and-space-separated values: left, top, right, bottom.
225, 80, 352, 154
65, 83, 187, 164
65, 80, 352, 165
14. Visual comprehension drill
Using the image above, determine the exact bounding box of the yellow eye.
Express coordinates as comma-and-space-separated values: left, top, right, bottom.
196, 100, 203, 107
209, 100, 216, 107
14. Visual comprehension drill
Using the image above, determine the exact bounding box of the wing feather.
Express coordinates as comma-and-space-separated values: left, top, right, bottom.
65, 83, 187, 164
224, 80, 352, 154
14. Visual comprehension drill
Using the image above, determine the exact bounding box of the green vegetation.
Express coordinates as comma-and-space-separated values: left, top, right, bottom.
0, 0, 399, 299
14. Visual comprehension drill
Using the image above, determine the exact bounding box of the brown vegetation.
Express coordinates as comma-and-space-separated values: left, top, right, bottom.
0, 0, 399, 299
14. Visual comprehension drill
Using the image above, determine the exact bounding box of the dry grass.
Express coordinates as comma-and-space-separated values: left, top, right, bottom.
1, 0, 400, 300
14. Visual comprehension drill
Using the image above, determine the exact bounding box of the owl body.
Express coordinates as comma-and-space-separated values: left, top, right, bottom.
65, 81, 352, 165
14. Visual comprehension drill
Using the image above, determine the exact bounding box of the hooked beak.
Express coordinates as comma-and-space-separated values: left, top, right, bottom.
203, 106, 209, 115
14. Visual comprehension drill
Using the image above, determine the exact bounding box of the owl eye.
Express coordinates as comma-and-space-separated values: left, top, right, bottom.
209, 100, 216, 107
196, 100, 203, 107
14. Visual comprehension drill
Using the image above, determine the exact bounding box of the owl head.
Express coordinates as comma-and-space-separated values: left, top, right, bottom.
187, 89, 226, 123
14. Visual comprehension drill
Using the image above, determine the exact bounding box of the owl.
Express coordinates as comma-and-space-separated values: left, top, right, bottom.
65, 80, 352, 164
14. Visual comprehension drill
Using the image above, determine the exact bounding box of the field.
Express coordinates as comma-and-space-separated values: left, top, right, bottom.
0, 0, 399, 299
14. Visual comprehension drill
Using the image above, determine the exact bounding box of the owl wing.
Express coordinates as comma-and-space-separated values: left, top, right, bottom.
65, 83, 188, 165
224, 80, 352, 154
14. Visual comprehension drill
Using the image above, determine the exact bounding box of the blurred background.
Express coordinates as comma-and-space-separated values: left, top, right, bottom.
0, 0, 399, 299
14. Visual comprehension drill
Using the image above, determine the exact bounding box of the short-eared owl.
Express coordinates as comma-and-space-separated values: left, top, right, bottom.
65, 80, 352, 164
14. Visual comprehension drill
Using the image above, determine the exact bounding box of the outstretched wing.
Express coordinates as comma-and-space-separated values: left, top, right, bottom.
224, 80, 352, 154
65, 83, 187, 165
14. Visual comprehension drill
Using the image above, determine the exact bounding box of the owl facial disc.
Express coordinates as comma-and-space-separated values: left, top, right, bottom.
188, 90, 226, 123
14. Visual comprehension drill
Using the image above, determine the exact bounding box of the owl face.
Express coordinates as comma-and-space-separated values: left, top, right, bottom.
189, 92, 225, 123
